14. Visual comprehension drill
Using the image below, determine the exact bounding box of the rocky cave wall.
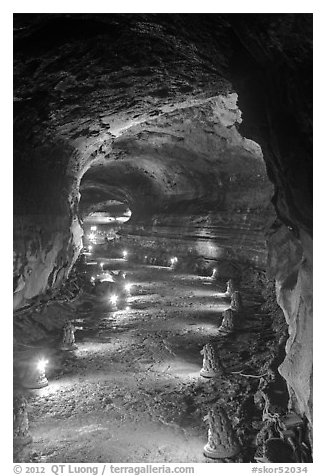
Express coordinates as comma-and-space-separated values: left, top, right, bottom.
13, 137, 84, 310
79, 93, 276, 277
113, 206, 274, 275
13, 214, 82, 310
226, 15, 313, 429
13, 14, 312, 428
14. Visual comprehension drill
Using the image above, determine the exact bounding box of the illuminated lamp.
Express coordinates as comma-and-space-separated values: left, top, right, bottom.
110, 294, 119, 307
21, 358, 49, 389
170, 257, 178, 268
124, 283, 132, 293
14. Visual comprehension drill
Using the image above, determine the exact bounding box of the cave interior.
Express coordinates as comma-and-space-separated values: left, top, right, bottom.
13, 13, 312, 464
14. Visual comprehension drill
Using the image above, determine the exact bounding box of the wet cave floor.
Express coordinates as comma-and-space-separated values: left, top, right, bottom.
13, 256, 283, 463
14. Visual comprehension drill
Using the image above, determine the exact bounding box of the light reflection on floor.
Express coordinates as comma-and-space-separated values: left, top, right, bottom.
18, 259, 239, 463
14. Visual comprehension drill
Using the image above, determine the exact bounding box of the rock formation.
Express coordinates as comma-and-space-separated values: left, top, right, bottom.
13, 394, 33, 446
217, 309, 236, 336
230, 291, 242, 313
60, 321, 78, 350
225, 279, 236, 297
13, 14, 313, 437
200, 343, 225, 378
203, 404, 241, 459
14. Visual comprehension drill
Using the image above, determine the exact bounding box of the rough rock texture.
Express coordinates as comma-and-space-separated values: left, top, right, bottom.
13, 14, 312, 431
226, 17, 313, 430
268, 224, 313, 428
204, 404, 241, 459
117, 206, 274, 271
13, 215, 83, 310
13, 395, 33, 445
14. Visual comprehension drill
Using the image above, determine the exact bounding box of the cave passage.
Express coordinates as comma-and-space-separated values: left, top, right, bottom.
13, 13, 312, 465
14, 250, 286, 463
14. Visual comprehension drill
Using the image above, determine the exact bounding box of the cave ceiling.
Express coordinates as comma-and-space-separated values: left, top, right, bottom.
14, 13, 312, 233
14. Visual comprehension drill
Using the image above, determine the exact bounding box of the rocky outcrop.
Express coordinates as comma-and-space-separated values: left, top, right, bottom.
267, 224, 313, 428
13, 215, 83, 310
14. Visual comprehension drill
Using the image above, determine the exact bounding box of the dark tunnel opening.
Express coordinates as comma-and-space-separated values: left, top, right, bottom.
13, 12, 312, 465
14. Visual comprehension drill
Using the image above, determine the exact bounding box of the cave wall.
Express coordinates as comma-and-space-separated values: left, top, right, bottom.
226, 15, 313, 428
13, 214, 83, 310
13, 140, 84, 310
118, 206, 275, 275
267, 224, 313, 428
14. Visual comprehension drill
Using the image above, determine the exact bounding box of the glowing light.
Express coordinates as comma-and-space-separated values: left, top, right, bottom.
90, 226, 97, 231
100, 262, 104, 268
122, 273, 126, 279
116, 216, 131, 223
36, 359, 49, 373
124, 283, 132, 292
90, 276, 95, 282
88, 245, 93, 251
195, 241, 223, 259
125, 306, 131, 311
110, 294, 119, 305
122, 250, 128, 259
170, 257, 178, 265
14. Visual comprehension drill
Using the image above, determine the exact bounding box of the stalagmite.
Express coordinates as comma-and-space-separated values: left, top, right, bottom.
216, 309, 235, 336
203, 404, 241, 459
200, 343, 225, 378
60, 321, 78, 350
230, 291, 242, 312
225, 279, 235, 297
13, 394, 33, 446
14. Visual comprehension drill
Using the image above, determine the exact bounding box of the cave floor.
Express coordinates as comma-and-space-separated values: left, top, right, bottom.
14, 257, 278, 463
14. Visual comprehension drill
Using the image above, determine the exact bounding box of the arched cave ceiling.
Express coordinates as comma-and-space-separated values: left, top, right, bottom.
14, 13, 312, 234
79, 96, 271, 218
